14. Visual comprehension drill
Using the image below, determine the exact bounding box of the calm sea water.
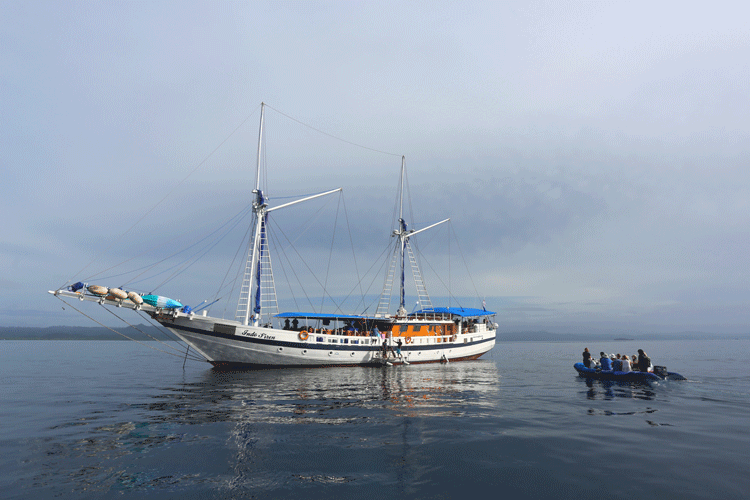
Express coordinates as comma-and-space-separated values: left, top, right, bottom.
1, 338, 748, 500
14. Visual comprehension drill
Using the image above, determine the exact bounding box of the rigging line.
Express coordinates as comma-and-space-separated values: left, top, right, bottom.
346, 239, 394, 314
319, 192, 342, 312
405, 161, 417, 241
362, 242, 399, 315
413, 228, 476, 309
267, 226, 301, 312
276, 192, 339, 249
260, 126, 268, 195
247, 190, 343, 313
100, 306, 203, 360
450, 221, 481, 300
215, 209, 254, 307
223, 215, 258, 319
264, 104, 402, 158
54, 295, 204, 362
381, 242, 402, 308
134, 308, 191, 345
61, 104, 262, 291
222, 254, 246, 320
343, 237, 395, 315
124, 203, 253, 289
269, 220, 314, 311
151, 203, 252, 291
411, 243, 452, 303
341, 193, 366, 306
329, 220, 394, 313
90, 203, 254, 285
270, 216, 350, 314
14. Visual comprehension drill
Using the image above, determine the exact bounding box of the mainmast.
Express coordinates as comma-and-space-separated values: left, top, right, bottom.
237, 103, 342, 326
243, 102, 268, 326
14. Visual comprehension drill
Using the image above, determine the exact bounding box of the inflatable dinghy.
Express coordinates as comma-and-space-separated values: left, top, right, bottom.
574, 362, 685, 381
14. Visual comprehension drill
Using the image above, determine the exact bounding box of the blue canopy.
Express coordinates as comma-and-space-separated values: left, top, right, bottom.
411, 307, 495, 317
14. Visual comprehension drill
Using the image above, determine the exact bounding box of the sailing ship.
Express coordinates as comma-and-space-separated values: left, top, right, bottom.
50, 103, 497, 367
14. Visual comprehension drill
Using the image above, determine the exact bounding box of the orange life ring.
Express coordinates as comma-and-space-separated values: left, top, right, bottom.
405, 337, 412, 344
299, 331, 309, 341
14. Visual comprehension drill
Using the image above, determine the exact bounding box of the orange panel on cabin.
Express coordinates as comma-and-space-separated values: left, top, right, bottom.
391, 324, 442, 337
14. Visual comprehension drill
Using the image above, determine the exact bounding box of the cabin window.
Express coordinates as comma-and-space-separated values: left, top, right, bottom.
412, 325, 423, 333
316, 337, 323, 342
352, 339, 359, 345
343, 339, 349, 344
399, 325, 408, 333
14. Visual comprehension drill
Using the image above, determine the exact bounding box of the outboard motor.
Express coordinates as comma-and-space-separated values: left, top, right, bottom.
653, 365, 668, 378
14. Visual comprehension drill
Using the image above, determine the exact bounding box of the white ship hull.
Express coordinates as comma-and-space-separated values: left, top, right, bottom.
159, 314, 496, 368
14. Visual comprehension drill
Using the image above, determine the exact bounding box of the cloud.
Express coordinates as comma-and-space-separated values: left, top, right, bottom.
2, 1, 748, 332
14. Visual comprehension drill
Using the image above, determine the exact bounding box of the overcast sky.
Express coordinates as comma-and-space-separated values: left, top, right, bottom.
2, 1, 749, 333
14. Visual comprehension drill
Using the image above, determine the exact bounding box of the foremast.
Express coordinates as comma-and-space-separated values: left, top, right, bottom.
236, 103, 342, 327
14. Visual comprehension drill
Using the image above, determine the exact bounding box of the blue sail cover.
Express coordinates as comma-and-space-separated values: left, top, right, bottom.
411, 307, 495, 317
399, 218, 407, 309
253, 212, 268, 315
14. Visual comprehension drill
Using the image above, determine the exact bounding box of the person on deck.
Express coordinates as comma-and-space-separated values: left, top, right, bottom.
582, 348, 593, 368
637, 349, 651, 373
395, 339, 403, 360
372, 325, 380, 338
599, 352, 612, 370
631, 355, 639, 370
381, 340, 389, 360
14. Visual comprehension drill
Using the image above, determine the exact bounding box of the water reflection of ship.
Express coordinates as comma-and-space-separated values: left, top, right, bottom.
209, 360, 501, 422
218, 361, 500, 490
